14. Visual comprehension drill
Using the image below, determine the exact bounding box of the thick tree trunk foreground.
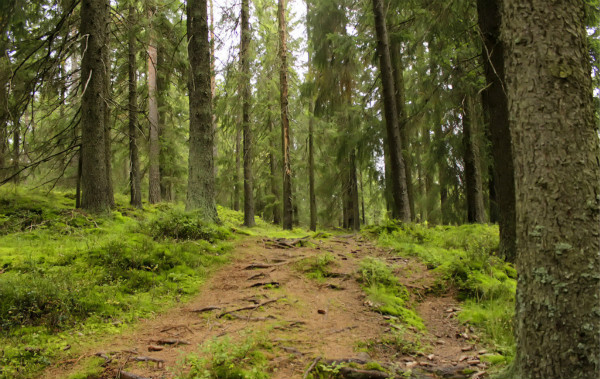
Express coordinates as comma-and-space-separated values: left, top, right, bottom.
502, 1, 600, 378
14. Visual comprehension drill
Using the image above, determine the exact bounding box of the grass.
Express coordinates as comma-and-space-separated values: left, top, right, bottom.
0, 187, 239, 379
366, 220, 516, 366
358, 257, 424, 331
294, 251, 337, 281
177, 331, 272, 379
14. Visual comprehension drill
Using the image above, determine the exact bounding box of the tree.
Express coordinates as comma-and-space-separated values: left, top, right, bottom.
147, 2, 161, 204
186, 0, 218, 222
128, 3, 142, 208
501, 1, 600, 377
80, 0, 113, 212
371, 0, 411, 222
278, 0, 293, 230
241, 0, 255, 227
461, 92, 486, 223
477, 0, 516, 261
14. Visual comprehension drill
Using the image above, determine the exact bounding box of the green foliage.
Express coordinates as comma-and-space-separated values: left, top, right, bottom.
0, 190, 233, 379
295, 252, 336, 280
370, 222, 516, 363
180, 332, 271, 379
358, 258, 424, 330
147, 209, 232, 242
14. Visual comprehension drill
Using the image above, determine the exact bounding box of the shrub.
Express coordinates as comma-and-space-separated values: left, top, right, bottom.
147, 210, 231, 242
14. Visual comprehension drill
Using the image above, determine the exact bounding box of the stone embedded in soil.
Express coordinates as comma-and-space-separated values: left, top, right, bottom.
461, 346, 474, 351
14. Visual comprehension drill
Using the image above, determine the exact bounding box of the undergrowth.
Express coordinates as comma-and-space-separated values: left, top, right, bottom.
178, 331, 271, 379
358, 257, 425, 331
0, 187, 242, 379
366, 221, 516, 363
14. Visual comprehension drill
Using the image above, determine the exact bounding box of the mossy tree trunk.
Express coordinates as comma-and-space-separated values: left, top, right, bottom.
186, 0, 218, 222
80, 0, 113, 212
502, 1, 600, 377
128, 4, 142, 208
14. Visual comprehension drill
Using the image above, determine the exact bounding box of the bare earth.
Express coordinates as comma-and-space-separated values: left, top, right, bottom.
42, 235, 489, 379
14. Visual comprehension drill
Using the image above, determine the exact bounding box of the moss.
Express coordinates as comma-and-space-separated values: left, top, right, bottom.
0, 189, 235, 379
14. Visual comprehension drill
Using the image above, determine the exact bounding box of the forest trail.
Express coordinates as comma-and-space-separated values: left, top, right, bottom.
42, 235, 489, 379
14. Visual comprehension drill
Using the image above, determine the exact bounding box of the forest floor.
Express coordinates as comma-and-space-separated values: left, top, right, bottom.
41, 234, 490, 379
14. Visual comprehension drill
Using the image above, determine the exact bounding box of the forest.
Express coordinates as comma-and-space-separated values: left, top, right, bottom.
0, 0, 598, 378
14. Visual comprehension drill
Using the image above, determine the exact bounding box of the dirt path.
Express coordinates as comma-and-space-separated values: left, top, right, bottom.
42, 235, 489, 379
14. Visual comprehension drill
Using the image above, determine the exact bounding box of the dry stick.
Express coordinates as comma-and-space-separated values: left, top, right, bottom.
303, 356, 322, 379
218, 297, 284, 318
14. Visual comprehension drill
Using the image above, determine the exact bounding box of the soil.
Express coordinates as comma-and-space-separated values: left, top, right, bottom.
41, 235, 490, 379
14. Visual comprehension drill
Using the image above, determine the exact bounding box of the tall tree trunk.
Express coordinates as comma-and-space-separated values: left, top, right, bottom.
278, 0, 293, 230
433, 121, 449, 224
157, 45, 172, 202
422, 125, 433, 222
371, 0, 411, 222
147, 6, 161, 204
241, 0, 255, 227
308, 108, 317, 231
128, 4, 142, 208
12, 115, 19, 183
104, 35, 114, 208
502, 1, 600, 378
210, 0, 218, 177
234, 126, 241, 211
80, 0, 112, 212
462, 93, 486, 223
0, 44, 7, 181
389, 40, 415, 220
186, 0, 218, 222
477, 0, 516, 261
268, 114, 281, 224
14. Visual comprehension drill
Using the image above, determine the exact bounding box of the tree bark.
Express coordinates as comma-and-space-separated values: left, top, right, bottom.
128, 5, 142, 208
234, 126, 241, 211
186, 0, 218, 222
147, 5, 161, 204
268, 114, 281, 224
371, 0, 411, 222
241, 0, 255, 227
502, 1, 600, 378
80, 0, 113, 212
389, 40, 414, 221
12, 115, 19, 183
462, 93, 486, 223
477, 0, 516, 261
308, 108, 317, 231
0, 42, 7, 181
278, 0, 293, 230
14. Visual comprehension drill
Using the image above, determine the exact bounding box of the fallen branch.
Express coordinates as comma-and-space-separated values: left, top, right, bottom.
303, 356, 322, 379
